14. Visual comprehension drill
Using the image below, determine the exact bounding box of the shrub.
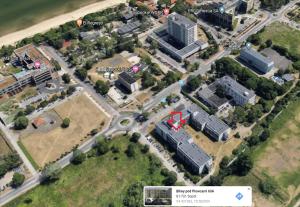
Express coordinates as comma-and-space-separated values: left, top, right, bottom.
61, 118, 70, 128
11, 173, 25, 188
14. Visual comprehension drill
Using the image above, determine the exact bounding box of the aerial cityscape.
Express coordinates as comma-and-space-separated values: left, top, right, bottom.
0, 0, 299, 206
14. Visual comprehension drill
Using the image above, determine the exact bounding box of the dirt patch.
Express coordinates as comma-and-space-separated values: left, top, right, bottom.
88, 54, 131, 84
136, 92, 152, 104
256, 121, 300, 177
20, 94, 110, 167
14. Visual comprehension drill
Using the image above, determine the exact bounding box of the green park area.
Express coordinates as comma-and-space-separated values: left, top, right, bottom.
5, 135, 175, 207
259, 22, 300, 56
224, 99, 300, 207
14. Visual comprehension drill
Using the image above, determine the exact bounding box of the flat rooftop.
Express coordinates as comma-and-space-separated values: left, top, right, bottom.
241, 47, 274, 66
118, 72, 136, 84
218, 75, 256, 100
168, 12, 197, 29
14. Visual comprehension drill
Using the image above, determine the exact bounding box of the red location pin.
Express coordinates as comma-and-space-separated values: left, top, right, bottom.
163, 8, 170, 16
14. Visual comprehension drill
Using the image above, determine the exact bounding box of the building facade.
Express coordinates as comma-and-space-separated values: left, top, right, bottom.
167, 13, 197, 46
217, 75, 256, 106
239, 47, 274, 74
118, 72, 139, 93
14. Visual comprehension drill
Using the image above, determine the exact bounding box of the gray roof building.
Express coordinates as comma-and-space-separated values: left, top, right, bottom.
155, 104, 231, 174
118, 21, 141, 35
197, 82, 230, 110
79, 31, 101, 41
205, 115, 230, 141
240, 47, 274, 74
156, 119, 212, 174
282, 74, 294, 82
217, 75, 256, 106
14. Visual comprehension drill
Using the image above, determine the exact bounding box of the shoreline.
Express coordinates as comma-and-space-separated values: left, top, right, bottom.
0, 0, 126, 47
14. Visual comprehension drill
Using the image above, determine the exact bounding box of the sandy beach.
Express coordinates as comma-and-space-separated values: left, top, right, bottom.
0, 0, 126, 47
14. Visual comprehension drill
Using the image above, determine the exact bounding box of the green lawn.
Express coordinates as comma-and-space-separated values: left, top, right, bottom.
224, 98, 300, 206
259, 21, 300, 55
0, 0, 104, 36
5, 135, 167, 207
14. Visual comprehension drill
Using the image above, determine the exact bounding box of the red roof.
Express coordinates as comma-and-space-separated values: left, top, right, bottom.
32, 117, 46, 127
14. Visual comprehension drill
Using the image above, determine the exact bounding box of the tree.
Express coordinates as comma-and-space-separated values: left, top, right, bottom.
126, 143, 136, 157
265, 39, 272, 47
219, 156, 230, 169
259, 178, 276, 195
0, 45, 14, 58
94, 80, 110, 95
205, 175, 223, 186
51, 59, 61, 71
141, 71, 156, 89
215, 85, 226, 98
149, 63, 162, 76
67, 86, 76, 95
25, 105, 35, 115
130, 132, 141, 143
163, 71, 181, 85
84, 60, 93, 70
163, 171, 177, 186
260, 129, 270, 142
232, 153, 253, 176
123, 182, 144, 207
247, 135, 260, 146
293, 61, 300, 70
11, 173, 25, 188
141, 145, 150, 153
75, 68, 87, 81
71, 149, 86, 165
41, 163, 62, 184
172, 0, 189, 14
247, 105, 263, 123
95, 140, 109, 155
62, 74, 70, 84
186, 75, 201, 91
61, 118, 70, 128
14, 116, 29, 130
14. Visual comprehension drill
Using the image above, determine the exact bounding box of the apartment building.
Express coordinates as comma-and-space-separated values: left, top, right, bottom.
240, 47, 275, 74
217, 75, 256, 106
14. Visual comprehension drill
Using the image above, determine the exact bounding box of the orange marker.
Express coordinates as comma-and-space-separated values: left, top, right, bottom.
76, 19, 83, 27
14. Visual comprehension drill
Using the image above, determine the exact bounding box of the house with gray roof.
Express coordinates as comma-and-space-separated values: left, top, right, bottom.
240, 47, 274, 74
197, 82, 230, 111
118, 21, 141, 35
217, 75, 256, 106
204, 115, 230, 141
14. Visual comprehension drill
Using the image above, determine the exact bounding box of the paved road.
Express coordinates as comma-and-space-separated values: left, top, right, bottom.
0, 125, 37, 177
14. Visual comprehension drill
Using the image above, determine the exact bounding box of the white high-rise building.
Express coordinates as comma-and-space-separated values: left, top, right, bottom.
167, 12, 198, 46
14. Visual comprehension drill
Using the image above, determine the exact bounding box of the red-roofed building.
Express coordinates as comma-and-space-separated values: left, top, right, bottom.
32, 117, 46, 128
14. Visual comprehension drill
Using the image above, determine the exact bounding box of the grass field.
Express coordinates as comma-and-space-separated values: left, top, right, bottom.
224, 99, 300, 207
259, 21, 300, 55
20, 94, 110, 167
5, 135, 167, 207
0, 134, 12, 156
0, 0, 105, 36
